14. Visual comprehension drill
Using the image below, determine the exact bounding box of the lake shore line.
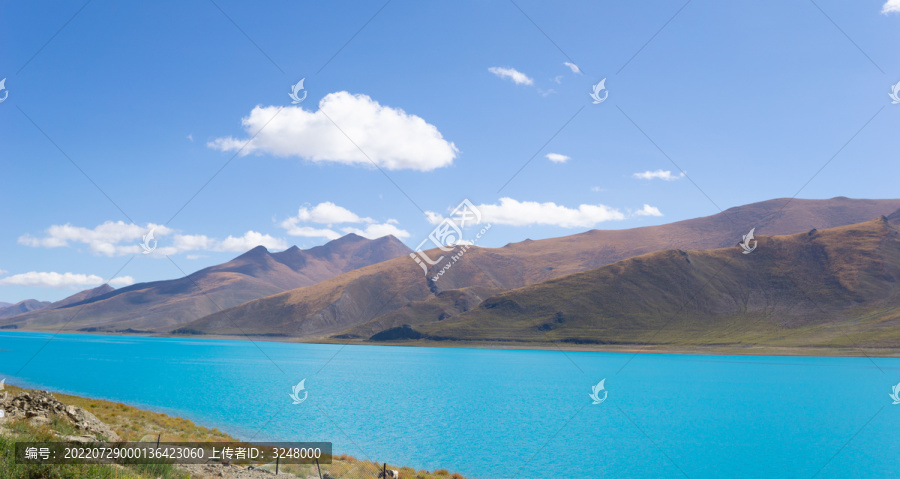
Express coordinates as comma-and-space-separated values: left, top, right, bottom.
5, 328, 900, 358
0, 381, 468, 479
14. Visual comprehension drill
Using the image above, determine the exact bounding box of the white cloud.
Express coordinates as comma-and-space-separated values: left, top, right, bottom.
217, 231, 288, 252
109, 276, 136, 287
169, 231, 287, 253
18, 222, 173, 257
208, 92, 458, 171
545, 153, 570, 163
591, 186, 605, 192
20, 222, 288, 256
488, 67, 534, 86
280, 202, 408, 241
633, 169, 685, 181
563, 62, 581, 74
553, 75, 563, 84
634, 204, 663, 217
0, 272, 134, 289
0, 269, 6, 275
281, 226, 341, 241
288, 202, 372, 224
187, 134, 194, 142
425, 198, 662, 228
427, 198, 626, 228
882, 0, 900, 13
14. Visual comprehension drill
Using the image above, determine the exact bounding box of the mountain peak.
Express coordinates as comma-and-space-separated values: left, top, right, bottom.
237, 245, 270, 258
330, 232, 365, 244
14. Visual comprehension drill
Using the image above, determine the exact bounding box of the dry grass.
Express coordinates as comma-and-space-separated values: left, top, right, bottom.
2, 384, 469, 478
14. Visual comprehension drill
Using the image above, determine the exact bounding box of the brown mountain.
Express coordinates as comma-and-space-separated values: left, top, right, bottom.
0, 234, 411, 332
0, 285, 115, 325
175, 197, 900, 340
411, 213, 900, 351
52, 285, 115, 308
0, 299, 52, 319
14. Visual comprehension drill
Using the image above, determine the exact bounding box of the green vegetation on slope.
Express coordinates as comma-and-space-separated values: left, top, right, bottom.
1, 384, 468, 479
408, 217, 900, 351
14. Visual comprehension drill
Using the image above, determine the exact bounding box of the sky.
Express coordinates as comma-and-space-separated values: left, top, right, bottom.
1, 0, 899, 302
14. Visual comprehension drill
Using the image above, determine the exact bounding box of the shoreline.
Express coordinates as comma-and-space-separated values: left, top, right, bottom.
3, 328, 899, 358
0, 381, 469, 479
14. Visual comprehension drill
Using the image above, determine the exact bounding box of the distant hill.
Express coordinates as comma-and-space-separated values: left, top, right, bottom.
0, 285, 115, 326
0, 299, 52, 319
411, 213, 900, 351
174, 197, 900, 340
0, 234, 411, 332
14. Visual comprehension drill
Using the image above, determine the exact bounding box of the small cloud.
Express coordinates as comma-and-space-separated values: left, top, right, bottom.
281, 226, 341, 241
0, 271, 134, 289
563, 62, 581, 74
285, 202, 372, 224
538, 88, 556, 97
633, 169, 685, 181
108, 276, 136, 287
882, 0, 900, 13
217, 231, 287, 252
185, 254, 207, 260
280, 202, 408, 241
187, 134, 194, 142
20, 221, 288, 256
553, 75, 563, 84
426, 197, 629, 228
488, 67, 534, 86
545, 153, 570, 163
634, 204, 663, 217
591, 186, 605, 192
18, 221, 174, 256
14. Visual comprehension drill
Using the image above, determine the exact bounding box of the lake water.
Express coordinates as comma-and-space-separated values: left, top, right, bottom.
0, 331, 898, 478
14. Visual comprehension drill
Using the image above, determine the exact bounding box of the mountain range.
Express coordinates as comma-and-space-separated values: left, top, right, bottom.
0, 234, 410, 332
3, 197, 900, 353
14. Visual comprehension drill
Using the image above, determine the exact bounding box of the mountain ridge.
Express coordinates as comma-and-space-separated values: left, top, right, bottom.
174, 197, 900, 341
0, 234, 412, 332
408, 212, 900, 350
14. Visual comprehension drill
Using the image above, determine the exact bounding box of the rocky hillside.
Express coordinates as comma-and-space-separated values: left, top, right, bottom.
0, 299, 52, 319
410, 214, 900, 351
0, 234, 411, 333
0, 384, 467, 479
175, 197, 900, 341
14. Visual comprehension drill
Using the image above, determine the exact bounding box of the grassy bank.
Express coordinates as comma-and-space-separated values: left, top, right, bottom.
0, 383, 467, 478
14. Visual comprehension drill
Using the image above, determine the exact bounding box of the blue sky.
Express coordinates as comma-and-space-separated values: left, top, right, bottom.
1, 0, 899, 302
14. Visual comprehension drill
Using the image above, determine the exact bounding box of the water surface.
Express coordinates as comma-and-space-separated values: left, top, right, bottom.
1, 331, 897, 478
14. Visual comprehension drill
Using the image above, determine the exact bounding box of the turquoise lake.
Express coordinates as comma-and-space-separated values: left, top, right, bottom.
0, 331, 898, 478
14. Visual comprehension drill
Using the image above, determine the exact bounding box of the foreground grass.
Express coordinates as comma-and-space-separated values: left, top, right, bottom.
0, 419, 187, 479
1, 384, 468, 478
